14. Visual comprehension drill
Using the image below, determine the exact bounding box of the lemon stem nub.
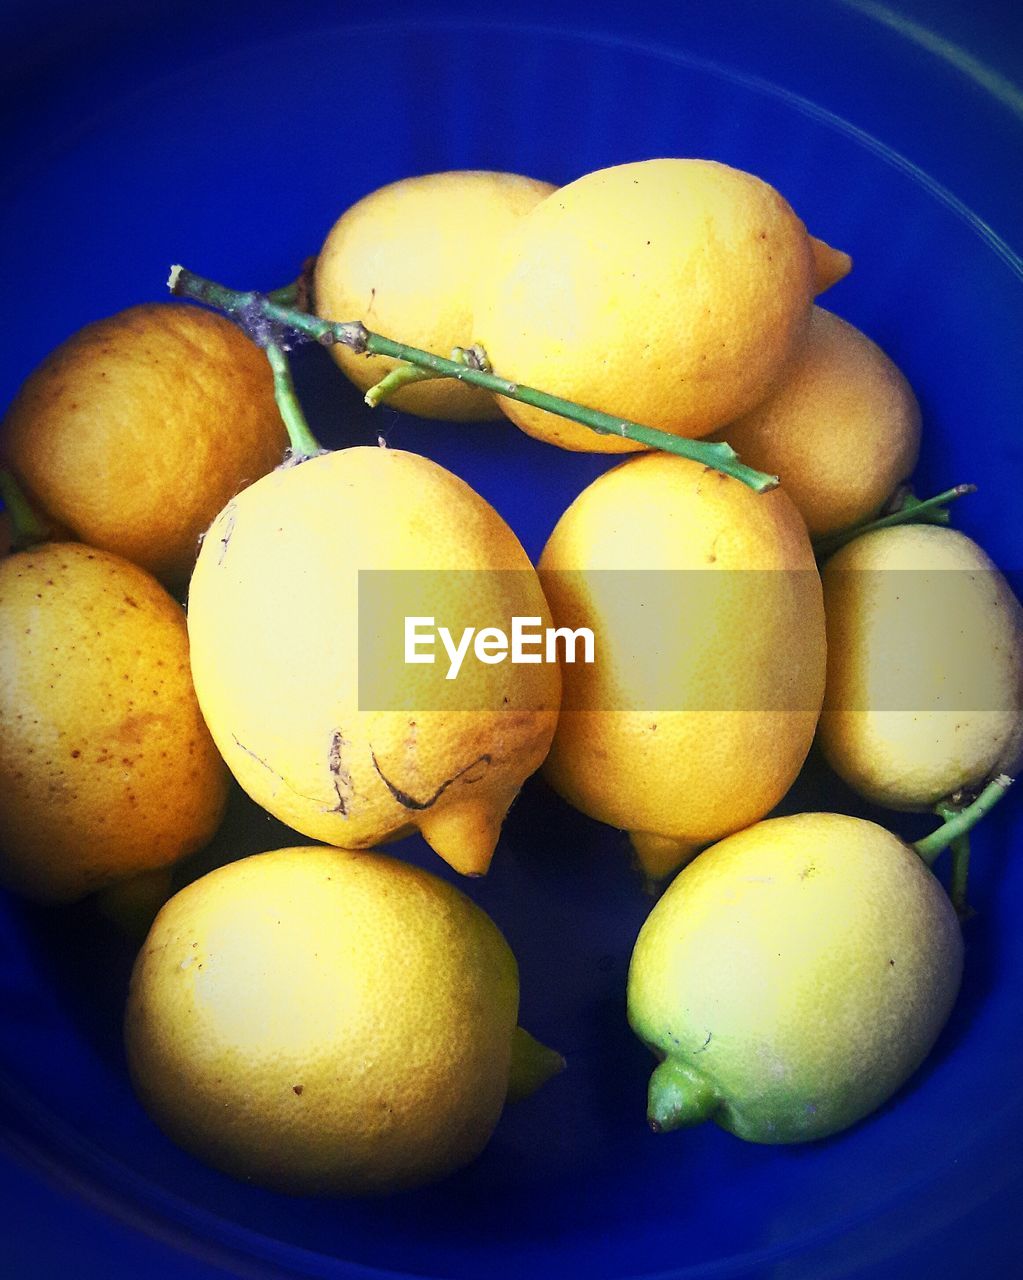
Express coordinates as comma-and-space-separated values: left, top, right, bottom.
0, 468, 52, 550
647, 1058, 718, 1133
506, 1027, 567, 1103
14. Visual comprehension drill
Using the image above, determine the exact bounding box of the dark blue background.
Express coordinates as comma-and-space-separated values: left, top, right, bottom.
2, 2, 1022, 1277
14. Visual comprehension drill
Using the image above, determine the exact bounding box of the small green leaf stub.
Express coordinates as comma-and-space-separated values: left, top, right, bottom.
647, 1057, 718, 1133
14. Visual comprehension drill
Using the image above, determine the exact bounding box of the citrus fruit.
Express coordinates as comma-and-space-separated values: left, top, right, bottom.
0, 303, 287, 585
538, 452, 826, 881
819, 524, 1023, 809
186, 446, 561, 876
314, 169, 555, 419
628, 812, 963, 1143
0, 542, 228, 901
711, 307, 921, 536
125, 844, 562, 1195
472, 158, 845, 451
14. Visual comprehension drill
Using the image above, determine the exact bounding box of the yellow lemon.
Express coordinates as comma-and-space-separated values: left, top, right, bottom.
711, 308, 921, 537
819, 525, 1023, 809
125, 844, 562, 1195
627, 813, 963, 1143
472, 158, 846, 452
1, 303, 287, 586
538, 453, 826, 881
314, 170, 556, 419
0, 543, 228, 901
186, 446, 561, 877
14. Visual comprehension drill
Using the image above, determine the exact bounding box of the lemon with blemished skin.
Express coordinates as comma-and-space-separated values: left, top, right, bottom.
538, 452, 826, 882
186, 446, 561, 877
819, 524, 1023, 810
471, 158, 847, 453
0, 303, 287, 586
627, 812, 963, 1143
314, 170, 556, 420
125, 845, 562, 1195
710, 307, 921, 537
0, 543, 228, 902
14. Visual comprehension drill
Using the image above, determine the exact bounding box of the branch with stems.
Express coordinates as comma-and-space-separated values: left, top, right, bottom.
168, 265, 778, 490
914, 775, 1014, 869
813, 484, 976, 560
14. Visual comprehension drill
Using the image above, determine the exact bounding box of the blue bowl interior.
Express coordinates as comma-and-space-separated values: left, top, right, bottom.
2, 4, 1022, 1277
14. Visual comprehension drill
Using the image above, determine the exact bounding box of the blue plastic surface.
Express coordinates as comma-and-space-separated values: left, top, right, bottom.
2, 2, 1022, 1276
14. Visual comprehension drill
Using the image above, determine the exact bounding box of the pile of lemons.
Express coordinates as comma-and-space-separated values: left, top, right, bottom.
1, 159, 1020, 1196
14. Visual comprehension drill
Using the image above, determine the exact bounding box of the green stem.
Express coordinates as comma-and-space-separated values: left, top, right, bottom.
365, 343, 493, 408
365, 361, 443, 407
0, 469, 52, 549
266, 281, 300, 306
814, 485, 976, 560
264, 342, 325, 459
914, 775, 1014, 865
949, 832, 973, 919
168, 266, 779, 493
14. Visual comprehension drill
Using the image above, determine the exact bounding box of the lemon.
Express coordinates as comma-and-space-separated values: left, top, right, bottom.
0, 303, 287, 586
538, 452, 826, 881
628, 812, 963, 1143
125, 844, 561, 1195
187, 446, 561, 877
472, 158, 845, 452
710, 307, 921, 536
0, 543, 228, 901
819, 525, 1023, 809
314, 170, 555, 419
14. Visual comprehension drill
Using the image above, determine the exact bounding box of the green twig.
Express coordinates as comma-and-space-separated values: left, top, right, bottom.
914, 775, 1014, 865
264, 343, 325, 459
366, 343, 494, 408
365, 361, 444, 407
0, 469, 53, 550
948, 832, 974, 920
266, 281, 300, 306
931, 798, 975, 919
814, 485, 976, 560
167, 265, 779, 492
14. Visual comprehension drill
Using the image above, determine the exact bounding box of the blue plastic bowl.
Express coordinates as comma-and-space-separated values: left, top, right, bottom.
2, 3, 1022, 1276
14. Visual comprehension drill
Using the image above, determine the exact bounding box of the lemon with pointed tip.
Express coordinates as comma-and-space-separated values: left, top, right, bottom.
538, 452, 826, 881
125, 844, 563, 1194
186, 446, 561, 877
472, 158, 848, 452
628, 812, 963, 1143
